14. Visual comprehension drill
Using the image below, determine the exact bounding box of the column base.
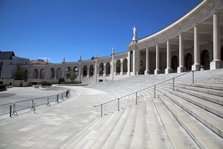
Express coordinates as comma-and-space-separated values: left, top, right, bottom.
210, 60, 222, 70
165, 67, 172, 74
177, 66, 185, 73
192, 63, 201, 71
154, 69, 161, 74
127, 71, 130, 76
144, 70, 150, 75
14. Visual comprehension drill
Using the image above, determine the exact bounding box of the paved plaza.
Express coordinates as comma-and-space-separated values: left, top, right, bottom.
0, 86, 113, 149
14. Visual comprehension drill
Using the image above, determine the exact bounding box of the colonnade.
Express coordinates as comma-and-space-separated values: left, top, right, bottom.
129, 13, 222, 75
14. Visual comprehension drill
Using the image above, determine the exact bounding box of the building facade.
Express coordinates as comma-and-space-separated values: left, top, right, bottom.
0, 0, 223, 85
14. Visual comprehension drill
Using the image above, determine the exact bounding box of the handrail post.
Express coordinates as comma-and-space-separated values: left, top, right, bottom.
10, 105, 12, 117
192, 70, 194, 84
100, 104, 103, 117
136, 92, 138, 105
57, 94, 59, 103
154, 85, 156, 98
173, 78, 175, 91
47, 97, 50, 105
32, 99, 36, 114
118, 98, 120, 111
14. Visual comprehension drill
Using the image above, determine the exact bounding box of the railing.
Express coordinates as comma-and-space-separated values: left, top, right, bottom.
93, 71, 195, 117
0, 89, 71, 118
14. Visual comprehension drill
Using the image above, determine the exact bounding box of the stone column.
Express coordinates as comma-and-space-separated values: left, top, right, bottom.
154, 44, 161, 74
165, 40, 172, 74
120, 59, 123, 75
177, 34, 185, 73
210, 13, 222, 69
192, 26, 201, 71
111, 50, 115, 80
95, 59, 98, 83
103, 63, 106, 77
127, 51, 131, 76
79, 64, 82, 82
133, 49, 136, 75
144, 48, 150, 74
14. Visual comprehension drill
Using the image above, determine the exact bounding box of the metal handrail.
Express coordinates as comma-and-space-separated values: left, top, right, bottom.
93, 71, 195, 116
0, 89, 71, 118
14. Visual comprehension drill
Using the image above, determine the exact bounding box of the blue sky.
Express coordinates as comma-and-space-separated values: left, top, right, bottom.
0, 0, 201, 63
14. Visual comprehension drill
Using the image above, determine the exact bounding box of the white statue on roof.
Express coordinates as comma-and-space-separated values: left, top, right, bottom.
132, 25, 137, 42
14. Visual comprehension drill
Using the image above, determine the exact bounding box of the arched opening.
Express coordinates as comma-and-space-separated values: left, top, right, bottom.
130, 51, 133, 72
24, 70, 28, 81
171, 56, 178, 73
50, 68, 55, 79
89, 65, 94, 77
123, 58, 128, 74
99, 63, 104, 76
139, 60, 145, 74
116, 59, 121, 74
34, 69, 38, 79
83, 65, 88, 77
185, 53, 192, 71
56, 68, 61, 79
139, 51, 146, 74
73, 66, 78, 77
40, 69, 44, 79
106, 62, 110, 75
66, 67, 71, 79
201, 50, 210, 70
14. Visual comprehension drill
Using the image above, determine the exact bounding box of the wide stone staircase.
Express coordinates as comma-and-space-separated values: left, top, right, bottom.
61, 69, 223, 149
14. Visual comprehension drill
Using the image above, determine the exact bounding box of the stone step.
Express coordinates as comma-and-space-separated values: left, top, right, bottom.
114, 105, 137, 148
173, 89, 223, 118
176, 84, 223, 97
64, 112, 116, 148
160, 84, 223, 118
129, 100, 149, 149
74, 109, 123, 148
180, 83, 223, 91
176, 87, 223, 106
60, 113, 112, 149
158, 88, 223, 138
158, 94, 223, 148
102, 108, 132, 149
145, 99, 172, 148
153, 97, 199, 149
86, 109, 125, 149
